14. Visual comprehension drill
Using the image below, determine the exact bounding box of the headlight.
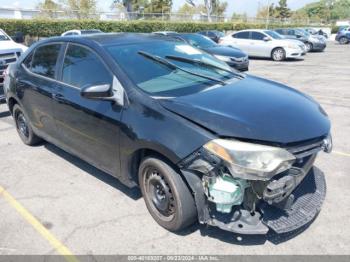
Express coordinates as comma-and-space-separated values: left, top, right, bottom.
214, 55, 232, 62
204, 139, 295, 181
285, 43, 299, 49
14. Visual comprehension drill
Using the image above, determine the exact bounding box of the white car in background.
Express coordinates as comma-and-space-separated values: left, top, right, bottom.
61, 29, 103, 36
0, 29, 28, 102
220, 29, 305, 61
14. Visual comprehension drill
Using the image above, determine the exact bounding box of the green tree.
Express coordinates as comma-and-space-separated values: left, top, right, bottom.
185, 0, 227, 21
296, 0, 350, 22
60, 0, 97, 19
274, 0, 292, 19
37, 0, 61, 18
177, 3, 197, 15
212, 0, 227, 16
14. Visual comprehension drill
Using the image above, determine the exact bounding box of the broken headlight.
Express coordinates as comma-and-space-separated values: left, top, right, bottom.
204, 139, 296, 181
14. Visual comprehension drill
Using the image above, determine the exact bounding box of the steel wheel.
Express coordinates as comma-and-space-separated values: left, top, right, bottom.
144, 167, 175, 219
272, 48, 286, 61
13, 104, 42, 146
16, 112, 29, 139
138, 156, 197, 231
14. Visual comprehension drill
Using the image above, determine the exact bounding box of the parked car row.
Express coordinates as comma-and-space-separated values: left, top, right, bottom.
153, 32, 249, 71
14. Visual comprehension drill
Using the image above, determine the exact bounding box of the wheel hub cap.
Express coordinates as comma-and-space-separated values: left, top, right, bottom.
146, 169, 175, 216
17, 113, 29, 138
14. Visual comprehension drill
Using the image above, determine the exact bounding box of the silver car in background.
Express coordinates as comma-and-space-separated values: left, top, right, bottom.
220, 29, 305, 61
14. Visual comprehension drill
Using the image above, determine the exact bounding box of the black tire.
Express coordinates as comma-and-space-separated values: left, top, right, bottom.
305, 42, 313, 52
13, 104, 42, 146
271, 47, 286, 61
138, 156, 197, 232
339, 37, 349, 45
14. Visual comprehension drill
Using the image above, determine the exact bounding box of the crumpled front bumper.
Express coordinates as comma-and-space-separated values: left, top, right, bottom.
261, 167, 326, 234
182, 166, 326, 235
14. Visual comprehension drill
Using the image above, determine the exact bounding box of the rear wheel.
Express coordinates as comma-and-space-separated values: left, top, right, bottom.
339, 37, 349, 45
13, 104, 42, 145
139, 156, 197, 232
271, 48, 286, 61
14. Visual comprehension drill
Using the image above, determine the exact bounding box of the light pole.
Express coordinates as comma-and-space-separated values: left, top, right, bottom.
266, 0, 270, 29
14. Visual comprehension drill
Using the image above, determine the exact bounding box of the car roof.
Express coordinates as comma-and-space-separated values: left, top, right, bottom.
40, 33, 181, 47
235, 29, 266, 33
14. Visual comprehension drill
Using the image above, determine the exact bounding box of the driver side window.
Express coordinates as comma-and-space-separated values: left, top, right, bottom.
251, 32, 265, 41
62, 44, 112, 89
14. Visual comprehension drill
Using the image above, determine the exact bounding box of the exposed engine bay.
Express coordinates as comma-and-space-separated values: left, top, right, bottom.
179, 135, 332, 234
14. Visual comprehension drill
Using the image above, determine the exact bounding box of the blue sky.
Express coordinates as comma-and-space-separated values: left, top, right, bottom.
0, 0, 318, 16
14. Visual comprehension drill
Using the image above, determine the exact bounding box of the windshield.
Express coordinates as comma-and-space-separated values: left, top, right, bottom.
106, 41, 232, 96
296, 29, 309, 37
0, 30, 11, 41
180, 34, 216, 48
264, 30, 284, 39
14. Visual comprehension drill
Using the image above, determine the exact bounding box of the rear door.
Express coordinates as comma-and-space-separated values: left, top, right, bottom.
231, 31, 251, 54
17, 43, 63, 141
52, 43, 123, 176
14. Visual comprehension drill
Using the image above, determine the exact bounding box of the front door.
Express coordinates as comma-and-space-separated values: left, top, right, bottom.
249, 32, 272, 57
52, 43, 123, 176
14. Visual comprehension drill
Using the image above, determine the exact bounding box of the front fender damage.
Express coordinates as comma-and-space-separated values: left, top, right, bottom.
179, 146, 326, 235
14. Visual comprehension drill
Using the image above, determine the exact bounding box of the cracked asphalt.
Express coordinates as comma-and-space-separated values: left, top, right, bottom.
0, 41, 349, 255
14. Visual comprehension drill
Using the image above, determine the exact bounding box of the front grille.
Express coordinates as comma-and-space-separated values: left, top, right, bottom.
0, 52, 18, 87
287, 139, 324, 159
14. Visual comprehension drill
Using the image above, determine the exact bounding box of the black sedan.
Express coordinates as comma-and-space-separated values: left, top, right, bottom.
175, 33, 249, 71
4, 33, 332, 236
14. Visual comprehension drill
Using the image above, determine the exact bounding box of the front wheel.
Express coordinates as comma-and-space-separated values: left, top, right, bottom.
271, 48, 286, 61
339, 37, 349, 45
139, 156, 197, 232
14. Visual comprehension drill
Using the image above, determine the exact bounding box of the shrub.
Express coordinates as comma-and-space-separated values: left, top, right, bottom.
0, 19, 310, 37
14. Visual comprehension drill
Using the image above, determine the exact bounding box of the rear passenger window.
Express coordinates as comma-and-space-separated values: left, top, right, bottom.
233, 31, 250, 39
62, 44, 112, 89
31, 44, 61, 78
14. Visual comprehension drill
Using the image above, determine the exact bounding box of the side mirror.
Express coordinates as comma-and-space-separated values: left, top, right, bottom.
81, 84, 113, 100
263, 37, 271, 41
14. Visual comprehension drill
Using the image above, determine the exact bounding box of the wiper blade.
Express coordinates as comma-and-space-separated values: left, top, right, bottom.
138, 51, 226, 85
165, 55, 245, 79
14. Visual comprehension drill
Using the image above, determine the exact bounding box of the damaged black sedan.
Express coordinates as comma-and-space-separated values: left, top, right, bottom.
4, 33, 332, 236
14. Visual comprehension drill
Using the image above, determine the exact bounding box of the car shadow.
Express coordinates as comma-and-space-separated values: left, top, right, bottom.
249, 57, 305, 62
44, 143, 142, 201
43, 142, 313, 245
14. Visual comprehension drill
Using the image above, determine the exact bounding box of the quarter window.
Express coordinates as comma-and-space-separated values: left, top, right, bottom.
62, 44, 112, 89
233, 31, 250, 39
22, 52, 33, 69
31, 44, 61, 78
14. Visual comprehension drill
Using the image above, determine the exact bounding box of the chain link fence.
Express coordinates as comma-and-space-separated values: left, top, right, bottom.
0, 7, 325, 25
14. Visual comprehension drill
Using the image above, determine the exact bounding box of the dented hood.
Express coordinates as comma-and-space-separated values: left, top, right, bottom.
159, 75, 330, 144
